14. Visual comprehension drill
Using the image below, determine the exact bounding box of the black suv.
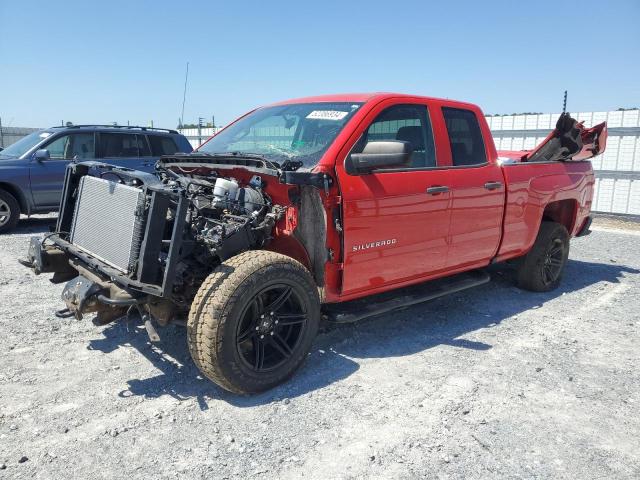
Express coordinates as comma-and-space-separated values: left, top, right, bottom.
0, 125, 193, 233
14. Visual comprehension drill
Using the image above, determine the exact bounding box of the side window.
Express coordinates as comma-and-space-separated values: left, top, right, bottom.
137, 135, 151, 157
148, 136, 179, 156
355, 104, 435, 168
45, 133, 95, 160
101, 133, 150, 157
442, 107, 487, 166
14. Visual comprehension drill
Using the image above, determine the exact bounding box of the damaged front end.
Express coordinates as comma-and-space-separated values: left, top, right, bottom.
21, 159, 285, 331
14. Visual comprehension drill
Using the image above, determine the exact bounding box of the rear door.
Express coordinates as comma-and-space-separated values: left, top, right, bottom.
97, 132, 154, 171
440, 106, 505, 268
338, 101, 452, 296
30, 132, 95, 207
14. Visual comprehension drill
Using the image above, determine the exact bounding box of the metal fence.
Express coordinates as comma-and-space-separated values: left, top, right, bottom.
178, 127, 222, 148
487, 110, 640, 216
0, 126, 40, 149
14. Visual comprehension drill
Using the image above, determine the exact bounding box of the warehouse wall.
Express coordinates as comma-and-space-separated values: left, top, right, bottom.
487, 110, 640, 216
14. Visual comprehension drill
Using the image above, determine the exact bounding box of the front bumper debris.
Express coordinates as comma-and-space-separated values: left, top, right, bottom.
21, 236, 142, 324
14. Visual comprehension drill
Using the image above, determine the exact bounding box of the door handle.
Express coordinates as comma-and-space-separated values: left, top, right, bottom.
426, 185, 449, 195
484, 181, 503, 190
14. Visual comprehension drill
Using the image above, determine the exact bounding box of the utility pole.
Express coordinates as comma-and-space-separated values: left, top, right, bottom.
0, 116, 4, 149
180, 62, 189, 128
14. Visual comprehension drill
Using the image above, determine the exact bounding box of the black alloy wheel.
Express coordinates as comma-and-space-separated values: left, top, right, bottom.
540, 238, 565, 287
235, 283, 308, 372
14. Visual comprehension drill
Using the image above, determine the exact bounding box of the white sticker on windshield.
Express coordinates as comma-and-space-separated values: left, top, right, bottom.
39, 132, 51, 138
306, 110, 349, 121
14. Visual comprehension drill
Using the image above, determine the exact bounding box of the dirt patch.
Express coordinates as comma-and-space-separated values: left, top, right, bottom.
1, 216, 639, 479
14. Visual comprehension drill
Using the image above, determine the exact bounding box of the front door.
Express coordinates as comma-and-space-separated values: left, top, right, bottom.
30, 132, 95, 208
339, 103, 452, 296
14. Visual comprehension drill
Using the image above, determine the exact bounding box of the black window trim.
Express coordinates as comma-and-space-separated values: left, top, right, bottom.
148, 133, 179, 156
98, 131, 153, 158
41, 131, 97, 161
441, 106, 488, 168
347, 103, 438, 174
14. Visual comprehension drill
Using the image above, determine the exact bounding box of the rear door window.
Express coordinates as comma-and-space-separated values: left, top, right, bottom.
101, 133, 150, 157
442, 107, 487, 166
44, 133, 95, 160
148, 136, 179, 156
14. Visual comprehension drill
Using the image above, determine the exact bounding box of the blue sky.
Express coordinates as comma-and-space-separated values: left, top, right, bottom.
1, 0, 638, 129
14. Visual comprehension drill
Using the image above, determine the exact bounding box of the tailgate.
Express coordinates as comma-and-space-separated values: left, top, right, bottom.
497, 113, 607, 163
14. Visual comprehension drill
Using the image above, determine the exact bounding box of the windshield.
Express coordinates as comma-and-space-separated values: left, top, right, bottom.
198, 102, 363, 168
0, 131, 51, 158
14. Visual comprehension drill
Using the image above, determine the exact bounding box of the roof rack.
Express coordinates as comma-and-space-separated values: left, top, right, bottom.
51, 124, 178, 134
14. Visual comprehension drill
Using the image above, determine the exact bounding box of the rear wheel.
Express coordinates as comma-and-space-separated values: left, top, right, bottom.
516, 221, 570, 292
0, 189, 20, 234
187, 251, 320, 394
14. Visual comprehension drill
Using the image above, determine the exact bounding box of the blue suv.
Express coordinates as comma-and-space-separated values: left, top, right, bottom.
0, 125, 193, 233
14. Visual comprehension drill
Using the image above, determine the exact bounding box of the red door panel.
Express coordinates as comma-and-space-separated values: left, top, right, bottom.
447, 164, 505, 268
340, 170, 452, 296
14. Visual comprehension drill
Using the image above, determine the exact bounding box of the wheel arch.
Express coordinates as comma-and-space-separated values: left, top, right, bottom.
541, 199, 578, 234
0, 182, 27, 214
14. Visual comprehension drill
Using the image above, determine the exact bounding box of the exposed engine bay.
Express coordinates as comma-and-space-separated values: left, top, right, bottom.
168, 169, 282, 262
24, 159, 287, 324
159, 166, 285, 307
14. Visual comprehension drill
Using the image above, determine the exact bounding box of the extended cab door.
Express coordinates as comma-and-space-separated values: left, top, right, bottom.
439, 106, 505, 268
30, 132, 96, 208
337, 101, 452, 297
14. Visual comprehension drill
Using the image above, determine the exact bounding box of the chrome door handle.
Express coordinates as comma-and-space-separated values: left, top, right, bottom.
484, 181, 503, 190
426, 185, 449, 195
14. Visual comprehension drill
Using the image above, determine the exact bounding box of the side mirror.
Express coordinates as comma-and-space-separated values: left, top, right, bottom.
34, 149, 50, 161
345, 140, 412, 175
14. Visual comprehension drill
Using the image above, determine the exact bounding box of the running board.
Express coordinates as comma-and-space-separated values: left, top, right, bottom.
323, 270, 490, 324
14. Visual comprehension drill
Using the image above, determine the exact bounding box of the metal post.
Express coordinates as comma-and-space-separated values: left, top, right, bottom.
0, 116, 4, 148
180, 62, 189, 128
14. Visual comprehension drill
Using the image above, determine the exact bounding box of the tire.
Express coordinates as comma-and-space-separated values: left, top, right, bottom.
0, 189, 20, 234
516, 221, 570, 292
187, 250, 320, 394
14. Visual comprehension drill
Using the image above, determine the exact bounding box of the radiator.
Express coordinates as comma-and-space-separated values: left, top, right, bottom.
70, 176, 146, 272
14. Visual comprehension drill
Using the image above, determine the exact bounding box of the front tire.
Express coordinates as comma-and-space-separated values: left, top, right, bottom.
516, 221, 570, 292
0, 189, 20, 234
187, 251, 320, 394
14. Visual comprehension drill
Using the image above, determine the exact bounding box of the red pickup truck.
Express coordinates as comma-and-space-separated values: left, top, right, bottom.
24, 93, 606, 393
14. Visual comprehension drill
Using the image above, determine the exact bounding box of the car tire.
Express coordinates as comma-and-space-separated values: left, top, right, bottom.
0, 189, 20, 234
187, 250, 320, 394
516, 221, 570, 292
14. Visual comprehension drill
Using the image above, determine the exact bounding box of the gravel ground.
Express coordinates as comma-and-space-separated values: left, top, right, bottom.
1, 216, 639, 479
